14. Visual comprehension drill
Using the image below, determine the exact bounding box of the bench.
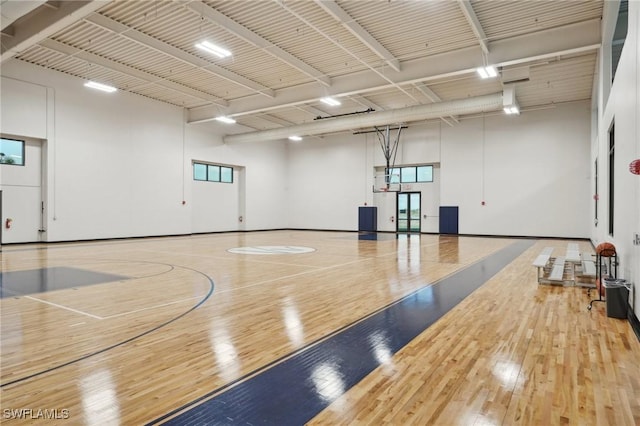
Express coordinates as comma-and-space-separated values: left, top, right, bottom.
581, 252, 596, 276
574, 252, 597, 288
533, 247, 553, 283
548, 257, 566, 281
533, 247, 553, 268
565, 243, 581, 263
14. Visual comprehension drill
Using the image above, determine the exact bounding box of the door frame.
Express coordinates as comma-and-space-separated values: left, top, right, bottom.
396, 191, 421, 233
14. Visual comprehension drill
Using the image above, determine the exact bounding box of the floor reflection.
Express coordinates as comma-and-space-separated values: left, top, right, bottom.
159, 240, 534, 425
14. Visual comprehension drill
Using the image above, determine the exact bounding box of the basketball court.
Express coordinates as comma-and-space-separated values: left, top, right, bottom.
1, 232, 638, 424
1, 0, 640, 424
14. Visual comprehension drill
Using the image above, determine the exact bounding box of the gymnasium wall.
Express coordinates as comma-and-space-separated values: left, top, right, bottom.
287, 102, 591, 238
441, 104, 590, 238
186, 123, 288, 232
0, 60, 288, 242
286, 124, 442, 232
593, 0, 640, 325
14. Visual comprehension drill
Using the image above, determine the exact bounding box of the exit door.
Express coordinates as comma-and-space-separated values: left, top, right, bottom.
397, 192, 421, 233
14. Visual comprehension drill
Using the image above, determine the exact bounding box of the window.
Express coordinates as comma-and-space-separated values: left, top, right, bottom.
416, 166, 433, 182
608, 123, 615, 236
220, 167, 233, 183
207, 165, 220, 182
386, 165, 434, 183
401, 166, 416, 183
193, 162, 233, 183
612, 0, 628, 82
194, 163, 206, 180
0, 138, 25, 166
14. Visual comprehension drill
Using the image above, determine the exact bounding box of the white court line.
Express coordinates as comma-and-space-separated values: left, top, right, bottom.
141, 240, 445, 296
138, 248, 329, 269
140, 240, 441, 268
101, 295, 201, 319
24, 296, 104, 320
214, 257, 371, 294
216, 240, 448, 293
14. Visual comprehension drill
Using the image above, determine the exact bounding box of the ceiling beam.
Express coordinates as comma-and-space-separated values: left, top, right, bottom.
296, 104, 328, 118
258, 114, 296, 127
1, 0, 48, 31
223, 93, 503, 144
314, 0, 400, 72
457, 0, 489, 55
43, 2, 61, 10
256, 114, 325, 140
414, 83, 459, 125
186, 1, 330, 87
189, 18, 600, 123
1, 0, 109, 63
348, 95, 383, 111
38, 38, 228, 107
84, 13, 275, 99
277, 0, 419, 114
1, 26, 15, 37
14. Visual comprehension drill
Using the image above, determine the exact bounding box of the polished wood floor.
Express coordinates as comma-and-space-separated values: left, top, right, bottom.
0, 231, 638, 425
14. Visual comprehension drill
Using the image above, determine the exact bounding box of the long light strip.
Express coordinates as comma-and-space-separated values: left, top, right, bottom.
195, 41, 232, 58
84, 81, 117, 93
288, 136, 302, 141
477, 66, 498, 79
320, 97, 341, 106
215, 116, 236, 124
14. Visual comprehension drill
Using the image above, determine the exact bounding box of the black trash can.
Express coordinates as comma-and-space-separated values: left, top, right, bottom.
603, 279, 629, 319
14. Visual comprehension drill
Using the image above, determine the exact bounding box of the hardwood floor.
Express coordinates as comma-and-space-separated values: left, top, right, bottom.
0, 231, 638, 425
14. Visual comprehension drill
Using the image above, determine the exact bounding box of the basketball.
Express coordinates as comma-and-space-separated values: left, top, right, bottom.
596, 242, 616, 257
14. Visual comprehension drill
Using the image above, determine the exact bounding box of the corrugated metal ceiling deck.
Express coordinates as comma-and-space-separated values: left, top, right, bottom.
1, 0, 604, 136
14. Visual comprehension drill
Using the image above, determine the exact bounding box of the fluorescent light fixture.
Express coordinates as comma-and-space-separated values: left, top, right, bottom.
288, 136, 302, 141
476, 65, 498, 79
215, 116, 236, 124
320, 97, 341, 106
195, 41, 231, 58
503, 106, 520, 115
84, 81, 117, 93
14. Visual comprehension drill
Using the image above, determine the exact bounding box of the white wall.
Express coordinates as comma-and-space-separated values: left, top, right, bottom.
0, 60, 288, 241
1, 58, 593, 243
442, 104, 591, 238
0, 76, 47, 139
187, 123, 288, 232
593, 0, 640, 323
288, 104, 591, 238
287, 134, 367, 230
287, 124, 443, 232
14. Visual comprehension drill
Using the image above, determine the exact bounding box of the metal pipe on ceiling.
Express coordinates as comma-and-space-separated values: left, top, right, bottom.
223, 93, 503, 144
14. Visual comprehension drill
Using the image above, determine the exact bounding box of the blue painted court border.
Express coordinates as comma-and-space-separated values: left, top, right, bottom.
151, 239, 534, 425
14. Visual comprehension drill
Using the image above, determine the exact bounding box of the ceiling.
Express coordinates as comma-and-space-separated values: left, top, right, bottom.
1, 0, 602, 141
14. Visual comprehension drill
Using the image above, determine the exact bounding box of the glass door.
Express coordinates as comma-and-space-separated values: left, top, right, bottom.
397, 192, 421, 233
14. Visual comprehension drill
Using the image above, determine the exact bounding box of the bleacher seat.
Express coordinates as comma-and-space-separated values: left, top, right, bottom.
533, 247, 553, 268
548, 257, 566, 281
566, 243, 581, 263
